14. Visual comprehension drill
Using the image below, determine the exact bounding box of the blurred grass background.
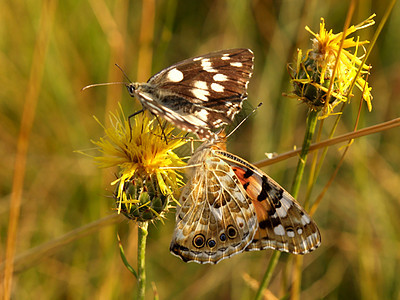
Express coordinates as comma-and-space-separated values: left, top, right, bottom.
1, 0, 400, 299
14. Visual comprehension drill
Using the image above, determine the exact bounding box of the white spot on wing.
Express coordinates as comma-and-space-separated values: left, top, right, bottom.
232, 190, 244, 201
213, 73, 228, 81
201, 58, 217, 72
273, 224, 285, 236
211, 207, 223, 221
301, 214, 311, 226
194, 81, 208, 90
287, 230, 295, 238
276, 206, 287, 218
166, 68, 184, 82
281, 197, 293, 209
195, 109, 209, 122
191, 88, 210, 101
201, 59, 212, 68
211, 83, 224, 92
230, 62, 243, 67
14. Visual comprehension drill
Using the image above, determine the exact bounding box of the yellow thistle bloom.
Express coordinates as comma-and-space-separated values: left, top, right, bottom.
289, 15, 375, 115
92, 104, 187, 222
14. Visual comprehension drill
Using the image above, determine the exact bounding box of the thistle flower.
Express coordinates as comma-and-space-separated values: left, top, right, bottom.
288, 15, 375, 115
91, 104, 187, 222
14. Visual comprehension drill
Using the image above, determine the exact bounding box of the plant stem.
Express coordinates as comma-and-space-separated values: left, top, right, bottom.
137, 222, 149, 300
289, 109, 318, 300
291, 109, 319, 198
254, 251, 281, 300
254, 108, 319, 300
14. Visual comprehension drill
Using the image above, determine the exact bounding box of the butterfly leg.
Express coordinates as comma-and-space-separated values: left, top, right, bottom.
153, 114, 169, 144
128, 109, 145, 141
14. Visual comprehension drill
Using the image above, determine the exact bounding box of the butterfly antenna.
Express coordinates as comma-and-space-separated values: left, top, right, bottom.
115, 63, 133, 83
226, 102, 263, 139
81, 81, 127, 91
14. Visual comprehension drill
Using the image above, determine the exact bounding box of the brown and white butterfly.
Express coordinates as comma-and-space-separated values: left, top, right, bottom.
126, 49, 254, 140
170, 139, 321, 264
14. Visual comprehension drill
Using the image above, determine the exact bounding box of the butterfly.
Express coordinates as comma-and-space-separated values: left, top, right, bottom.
126, 48, 254, 140
170, 139, 321, 264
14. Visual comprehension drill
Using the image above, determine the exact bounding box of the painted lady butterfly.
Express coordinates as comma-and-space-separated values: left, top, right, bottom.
126, 49, 254, 140
170, 139, 321, 264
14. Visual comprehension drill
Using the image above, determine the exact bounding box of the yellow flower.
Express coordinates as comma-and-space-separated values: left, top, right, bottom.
289, 15, 375, 115
92, 104, 187, 222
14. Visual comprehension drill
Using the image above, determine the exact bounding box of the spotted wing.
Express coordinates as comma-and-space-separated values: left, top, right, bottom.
215, 150, 321, 254
130, 49, 254, 139
170, 148, 258, 264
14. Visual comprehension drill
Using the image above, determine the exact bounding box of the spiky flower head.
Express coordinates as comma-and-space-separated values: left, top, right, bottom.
288, 15, 375, 116
91, 104, 187, 222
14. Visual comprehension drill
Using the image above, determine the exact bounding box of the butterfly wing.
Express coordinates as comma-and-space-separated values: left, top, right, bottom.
170, 147, 258, 264
215, 150, 321, 254
130, 49, 254, 139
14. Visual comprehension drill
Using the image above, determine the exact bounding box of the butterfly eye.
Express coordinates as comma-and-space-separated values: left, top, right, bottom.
207, 239, 216, 248
192, 234, 206, 248
219, 233, 227, 242
127, 84, 136, 95
227, 225, 237, 239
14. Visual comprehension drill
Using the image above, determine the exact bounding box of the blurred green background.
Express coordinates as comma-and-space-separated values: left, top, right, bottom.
1, 0, 400, 299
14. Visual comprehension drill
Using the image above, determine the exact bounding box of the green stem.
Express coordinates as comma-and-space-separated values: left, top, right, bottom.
304, 104, 343, 209
291, 109, 319, 198
137, 222, 149, 300
254, 108, 319, 300
289, 109, 318, 300
254, 251, 280, 300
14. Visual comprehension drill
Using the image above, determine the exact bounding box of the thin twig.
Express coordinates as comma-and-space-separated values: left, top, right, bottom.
254, 117, 400, 168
